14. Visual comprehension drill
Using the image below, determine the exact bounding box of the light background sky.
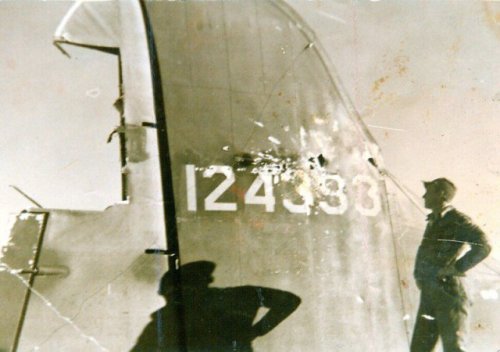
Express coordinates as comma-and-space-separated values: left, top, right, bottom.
0, 1, 498, 245
0, 1, 121, 236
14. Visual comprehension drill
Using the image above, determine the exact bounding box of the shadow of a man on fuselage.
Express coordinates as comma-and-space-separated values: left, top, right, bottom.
131, 261, 301, 351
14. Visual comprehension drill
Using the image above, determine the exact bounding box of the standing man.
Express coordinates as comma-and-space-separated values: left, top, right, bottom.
411, 178, 491, 352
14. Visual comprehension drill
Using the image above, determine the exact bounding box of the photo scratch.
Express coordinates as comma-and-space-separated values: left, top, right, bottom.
367, 124, 406, 132
0, 263, 109, 352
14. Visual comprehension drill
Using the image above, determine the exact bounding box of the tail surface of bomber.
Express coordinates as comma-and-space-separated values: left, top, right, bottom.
6, 1, 484, 351
2, 1, 407, 350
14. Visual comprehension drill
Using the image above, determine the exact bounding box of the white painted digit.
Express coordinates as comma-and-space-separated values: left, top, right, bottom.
282, 197, 311, 214
319, 175, 348, 215
186, 164, 197, 211
244, 174, 275, 212
283, 172, 314, 214
203, 165, 237, 211
352, 175, 381, 217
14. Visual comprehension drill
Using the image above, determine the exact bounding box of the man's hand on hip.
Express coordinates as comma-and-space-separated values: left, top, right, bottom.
437, 266, 462, 278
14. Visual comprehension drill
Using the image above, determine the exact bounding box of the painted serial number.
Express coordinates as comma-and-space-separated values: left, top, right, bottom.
185, 165, 381, 216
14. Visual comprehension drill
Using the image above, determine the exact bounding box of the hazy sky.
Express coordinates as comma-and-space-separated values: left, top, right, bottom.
0, 1, 499, 245
0, 1, 121, 231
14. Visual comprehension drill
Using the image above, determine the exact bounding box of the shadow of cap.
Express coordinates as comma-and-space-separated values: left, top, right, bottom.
159, 261, 216, 295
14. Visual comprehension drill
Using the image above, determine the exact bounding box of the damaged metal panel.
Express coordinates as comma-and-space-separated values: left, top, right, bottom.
7, 1, 498, 351
145, 1, 407, 351
3, 0, 409, 351
54, 1, 119, 50
0, 212, 47, 351
16, 205, 167, 352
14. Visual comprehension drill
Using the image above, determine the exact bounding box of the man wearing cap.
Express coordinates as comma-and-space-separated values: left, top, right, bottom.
410, 178, 491, 352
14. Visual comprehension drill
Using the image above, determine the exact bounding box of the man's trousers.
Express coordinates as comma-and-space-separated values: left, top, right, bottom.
410, 277, 468, 352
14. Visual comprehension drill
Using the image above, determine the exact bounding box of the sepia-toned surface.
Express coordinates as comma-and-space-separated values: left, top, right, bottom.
0, 1, 498, 351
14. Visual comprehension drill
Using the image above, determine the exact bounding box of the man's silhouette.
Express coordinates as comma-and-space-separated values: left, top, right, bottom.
131, 261, 301, 351
411, 178, 491, 352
